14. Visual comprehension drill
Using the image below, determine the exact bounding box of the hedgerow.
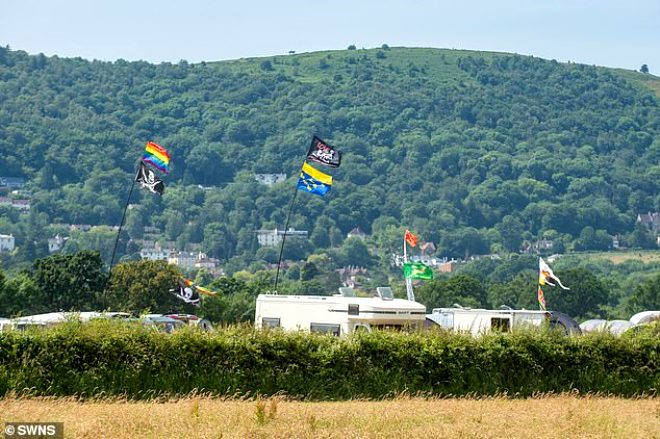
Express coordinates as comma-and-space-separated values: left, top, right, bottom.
0, 321, 656, 399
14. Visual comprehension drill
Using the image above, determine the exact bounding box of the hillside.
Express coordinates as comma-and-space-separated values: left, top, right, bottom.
0, 45, 658, 271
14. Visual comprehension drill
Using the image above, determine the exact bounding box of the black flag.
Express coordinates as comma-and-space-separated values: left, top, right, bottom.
306, 136, 342, 168
170, 279, 200, 306
135, 161, 165, 195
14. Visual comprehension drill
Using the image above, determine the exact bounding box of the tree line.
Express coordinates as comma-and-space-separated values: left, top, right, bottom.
0, 251, 657, 323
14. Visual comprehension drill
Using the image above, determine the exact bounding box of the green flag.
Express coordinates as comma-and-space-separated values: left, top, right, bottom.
403, 262, 434, 280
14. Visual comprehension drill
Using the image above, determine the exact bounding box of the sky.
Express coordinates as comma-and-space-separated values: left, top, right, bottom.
1, 0, 658, 72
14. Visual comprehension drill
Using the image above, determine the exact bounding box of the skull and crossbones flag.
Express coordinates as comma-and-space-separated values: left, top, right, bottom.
135, 161, 165, 195
171, 278, 200, 306
306, 136, 342, 168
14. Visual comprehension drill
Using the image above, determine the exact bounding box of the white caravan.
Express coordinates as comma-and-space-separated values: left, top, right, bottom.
255, 287, 427, 336
426, 306, 581, 336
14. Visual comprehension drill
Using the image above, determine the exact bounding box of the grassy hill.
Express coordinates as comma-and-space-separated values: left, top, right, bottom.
0, 45, 658, 270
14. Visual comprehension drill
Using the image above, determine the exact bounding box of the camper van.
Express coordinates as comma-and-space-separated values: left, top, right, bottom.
426, 306, 581, 336
255, 287, 427, 336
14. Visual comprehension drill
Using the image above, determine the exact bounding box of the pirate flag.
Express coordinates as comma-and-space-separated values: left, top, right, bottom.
171, 278, 200, 306
306, 135, 342, 168
136, 161, 165, 195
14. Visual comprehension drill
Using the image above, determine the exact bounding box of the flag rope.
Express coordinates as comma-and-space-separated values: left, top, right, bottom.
103, 160, 141, 307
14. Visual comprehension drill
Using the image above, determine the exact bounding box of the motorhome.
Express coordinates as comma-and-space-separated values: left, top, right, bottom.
0, 318, 11, 331
255, 287, 427, 336
426, 306, 581, 336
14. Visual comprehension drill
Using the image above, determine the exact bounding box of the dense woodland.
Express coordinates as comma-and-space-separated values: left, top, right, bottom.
0, 46, 658, 320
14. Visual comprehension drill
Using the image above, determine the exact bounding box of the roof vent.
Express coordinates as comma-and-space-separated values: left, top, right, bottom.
376, 287, 394, 301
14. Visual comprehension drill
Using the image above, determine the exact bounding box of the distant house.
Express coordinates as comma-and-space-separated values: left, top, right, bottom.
48, 234, 68, 253
69, 224, 93, 232
521, 239, 554, 254
391, 253, 446, 268
254, 173, 286, 186
139, 242, 175, 261
168, 251, 222, 273
347, 227, 367, 240
0, 197, 30, 212
0, 234, 15, 252
637, 212, 660, 232
0, 177, 26, 189
439, 260, 463, 273
420, 241, 436, 256
143, 226, 162, 234
256, 228, 308, 247
168, 251, 197, 269
335, 266, 368, 288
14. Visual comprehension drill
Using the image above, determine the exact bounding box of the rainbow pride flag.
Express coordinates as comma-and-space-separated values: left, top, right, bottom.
143, 141, 171, 173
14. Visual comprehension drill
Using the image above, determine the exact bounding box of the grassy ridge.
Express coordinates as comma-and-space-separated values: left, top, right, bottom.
0, 322, 657, 399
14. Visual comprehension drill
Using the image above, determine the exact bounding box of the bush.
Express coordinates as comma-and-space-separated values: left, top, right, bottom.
0, 321, 656, 399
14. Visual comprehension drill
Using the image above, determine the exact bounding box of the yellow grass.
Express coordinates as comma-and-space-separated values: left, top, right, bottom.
1, 395, 658, 438
583, 250, 660, 265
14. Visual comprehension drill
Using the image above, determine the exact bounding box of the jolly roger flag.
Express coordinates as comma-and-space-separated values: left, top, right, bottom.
306, 136, 342, 168
135, 161, 165, 195
171, 279, 201, 306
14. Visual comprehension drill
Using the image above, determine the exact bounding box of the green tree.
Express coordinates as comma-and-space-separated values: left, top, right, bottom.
415, 274, 487, 310
32, 250, 107, 311
0, 272, 45, 316
338, 237, 374, 268
543, 268, 609, 319
106, 260, 189, 312
626, 273, 660, 314
496, 215, 525, 252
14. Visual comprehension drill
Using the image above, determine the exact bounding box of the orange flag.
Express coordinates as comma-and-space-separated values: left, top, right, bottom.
537, 286, 546, 311
405, 229, 418, 247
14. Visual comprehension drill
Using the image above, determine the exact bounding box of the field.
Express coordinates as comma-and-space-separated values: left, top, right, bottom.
1, 395, 657, 438
578, 249, 660, 265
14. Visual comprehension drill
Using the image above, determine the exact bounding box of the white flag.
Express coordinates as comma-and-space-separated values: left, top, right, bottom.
539, 257, 569, 290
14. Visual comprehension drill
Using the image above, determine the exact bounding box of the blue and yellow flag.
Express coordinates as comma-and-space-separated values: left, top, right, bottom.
297, 162, 332, 196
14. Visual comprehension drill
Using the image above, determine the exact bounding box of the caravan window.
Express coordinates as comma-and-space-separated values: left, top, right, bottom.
491, 317, 511, 332
310, 323, 340, 336
262, 317, 280, 329
348, 304, 359, 316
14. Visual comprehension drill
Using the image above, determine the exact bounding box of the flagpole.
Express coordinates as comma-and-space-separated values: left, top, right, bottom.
273, 183, 300, 293
537, 257, 544, 311
103, 162, 140, 307
404, 233, 415, 301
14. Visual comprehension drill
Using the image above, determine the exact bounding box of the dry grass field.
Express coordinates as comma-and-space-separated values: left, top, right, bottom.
1, 395, 658, 438
583, 250, 660, 265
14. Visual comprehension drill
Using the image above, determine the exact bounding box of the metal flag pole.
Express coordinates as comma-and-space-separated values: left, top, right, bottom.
404, 234, 415, 301
273, 177, 300, 293
537, 257, 545, 311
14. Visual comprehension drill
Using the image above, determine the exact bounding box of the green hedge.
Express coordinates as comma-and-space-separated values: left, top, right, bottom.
0, 322, 657, 399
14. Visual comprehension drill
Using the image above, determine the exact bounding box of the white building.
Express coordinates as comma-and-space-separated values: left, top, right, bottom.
139, 246, 172, 261
256, 228, 308, 246
48, 234, 67, 253
167, 251, 220, 271
168, 251, 198, 269
254, 173, 286, 186
0, 234, 15, 252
